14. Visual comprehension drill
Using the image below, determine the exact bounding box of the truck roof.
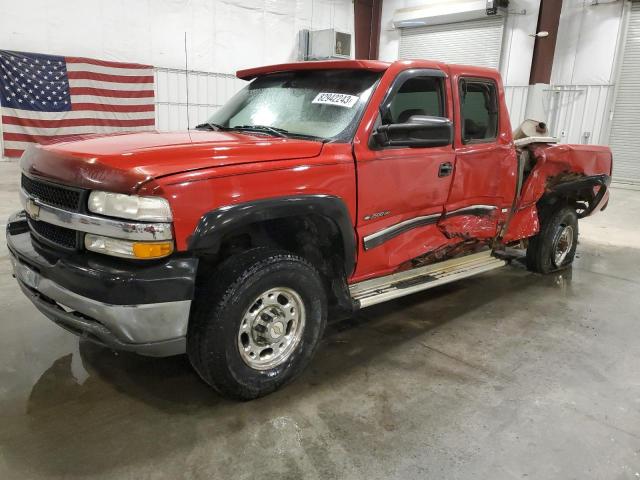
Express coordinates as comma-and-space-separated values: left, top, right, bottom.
236, 59, 498, 80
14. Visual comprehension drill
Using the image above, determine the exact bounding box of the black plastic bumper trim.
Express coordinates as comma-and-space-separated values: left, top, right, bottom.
7, 212, 198, 306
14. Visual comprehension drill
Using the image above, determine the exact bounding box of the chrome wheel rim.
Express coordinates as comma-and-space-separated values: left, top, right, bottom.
553, 225, 574, 267
237, 287, 305, 370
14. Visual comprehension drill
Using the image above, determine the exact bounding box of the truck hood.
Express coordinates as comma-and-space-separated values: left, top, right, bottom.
20, 130, 324, 193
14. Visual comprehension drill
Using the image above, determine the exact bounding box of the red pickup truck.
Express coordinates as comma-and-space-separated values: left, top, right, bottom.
7, 60, 611, 399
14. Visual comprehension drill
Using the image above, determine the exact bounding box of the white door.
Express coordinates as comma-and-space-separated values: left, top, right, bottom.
399, 17, 505, 69
609, 2, 640, 184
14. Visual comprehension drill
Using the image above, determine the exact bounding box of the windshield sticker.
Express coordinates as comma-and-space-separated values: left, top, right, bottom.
312, 92, 360, 108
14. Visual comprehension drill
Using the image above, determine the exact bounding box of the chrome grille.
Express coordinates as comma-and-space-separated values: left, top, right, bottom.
28, 218, 81, 251
21, 175, 83, 212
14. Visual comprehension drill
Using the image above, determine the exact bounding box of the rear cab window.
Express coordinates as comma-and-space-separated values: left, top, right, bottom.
459, 78, 499, 144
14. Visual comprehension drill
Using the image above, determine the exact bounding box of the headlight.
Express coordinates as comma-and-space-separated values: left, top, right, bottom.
88, 191, 172, 222
85, 234, 174, 259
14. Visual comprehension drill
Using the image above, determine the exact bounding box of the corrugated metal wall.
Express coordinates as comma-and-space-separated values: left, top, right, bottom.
504, 84, 614, 145
503, 86, 530, 131
152, 70, 614, 146
0, 71, 615, 159
608, 1, 640, 184
154, 67, 246, 131
545, 85, 614, 145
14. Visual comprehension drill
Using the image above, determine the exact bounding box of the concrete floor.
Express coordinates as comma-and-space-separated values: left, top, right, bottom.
1, 159, 639, 480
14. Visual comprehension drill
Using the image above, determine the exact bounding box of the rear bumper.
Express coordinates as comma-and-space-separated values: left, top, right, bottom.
7, 212, 198, 357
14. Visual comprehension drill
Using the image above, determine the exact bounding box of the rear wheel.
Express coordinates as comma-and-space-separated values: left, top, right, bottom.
187, 248, 327, 400
526, 205, 579, 274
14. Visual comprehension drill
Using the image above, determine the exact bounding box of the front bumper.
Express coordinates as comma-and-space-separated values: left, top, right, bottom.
7, 212, 198, 357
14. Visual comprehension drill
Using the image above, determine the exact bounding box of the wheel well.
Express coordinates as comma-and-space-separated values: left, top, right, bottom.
540, 173, 609, 219
537, 188, 595, 218
538, 191, 591, 220
537, 193, 572, 216
195, 214, 354, 317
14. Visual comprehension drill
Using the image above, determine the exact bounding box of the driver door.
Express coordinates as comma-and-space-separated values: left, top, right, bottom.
352, 69, 457, 281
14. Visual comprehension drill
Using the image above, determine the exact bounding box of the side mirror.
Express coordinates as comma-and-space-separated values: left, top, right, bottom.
372, 116, 453, 148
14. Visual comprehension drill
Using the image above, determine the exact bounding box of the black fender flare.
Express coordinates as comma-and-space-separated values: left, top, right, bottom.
188, 195, 356, 276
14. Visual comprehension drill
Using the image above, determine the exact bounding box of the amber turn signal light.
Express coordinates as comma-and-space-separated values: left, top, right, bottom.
132, 241, 174, 259
85, 234, 174, 259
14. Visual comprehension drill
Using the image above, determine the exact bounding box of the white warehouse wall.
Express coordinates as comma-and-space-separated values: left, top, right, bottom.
552, 0, 625, 85
0, 0, 354, 73
378, 0, 625, 87
0, 0, 354, 146
378, 0, 540, 86
377, 0, 627, 146
546, 0, 625, 145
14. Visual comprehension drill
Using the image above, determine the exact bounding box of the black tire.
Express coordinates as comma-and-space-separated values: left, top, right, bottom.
187, 248, 327, 400
526, 205, 579, 274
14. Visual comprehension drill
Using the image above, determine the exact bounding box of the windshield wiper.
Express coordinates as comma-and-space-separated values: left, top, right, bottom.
204, 123, 324, 141
194, 122, 227, 131
230, 125, 289, 138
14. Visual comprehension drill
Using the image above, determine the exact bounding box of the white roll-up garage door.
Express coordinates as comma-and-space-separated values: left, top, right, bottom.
399, 17, 505, 69
609, 2, 640, 184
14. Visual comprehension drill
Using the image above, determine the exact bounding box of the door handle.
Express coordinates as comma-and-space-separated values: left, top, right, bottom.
438, 162, 453, 177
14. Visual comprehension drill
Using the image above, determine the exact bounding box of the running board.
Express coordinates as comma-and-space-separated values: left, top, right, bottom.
350, 251, 507, 308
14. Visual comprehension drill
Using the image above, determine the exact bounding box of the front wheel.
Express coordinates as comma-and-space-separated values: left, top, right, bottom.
526, 205, 579, 274
187, 248, 327, 400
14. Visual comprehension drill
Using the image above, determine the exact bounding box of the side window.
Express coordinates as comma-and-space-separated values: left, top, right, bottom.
460, 79, 498, 143
384, 76, 445, 125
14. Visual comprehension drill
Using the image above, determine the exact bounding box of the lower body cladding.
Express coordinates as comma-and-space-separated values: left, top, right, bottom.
6, 212, 197, 357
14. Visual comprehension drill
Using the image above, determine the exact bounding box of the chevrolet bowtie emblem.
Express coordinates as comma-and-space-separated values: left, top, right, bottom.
25, 198, 40, 220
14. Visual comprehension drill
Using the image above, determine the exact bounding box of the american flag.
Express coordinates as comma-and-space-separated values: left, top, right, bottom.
0, 50, 155, 158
